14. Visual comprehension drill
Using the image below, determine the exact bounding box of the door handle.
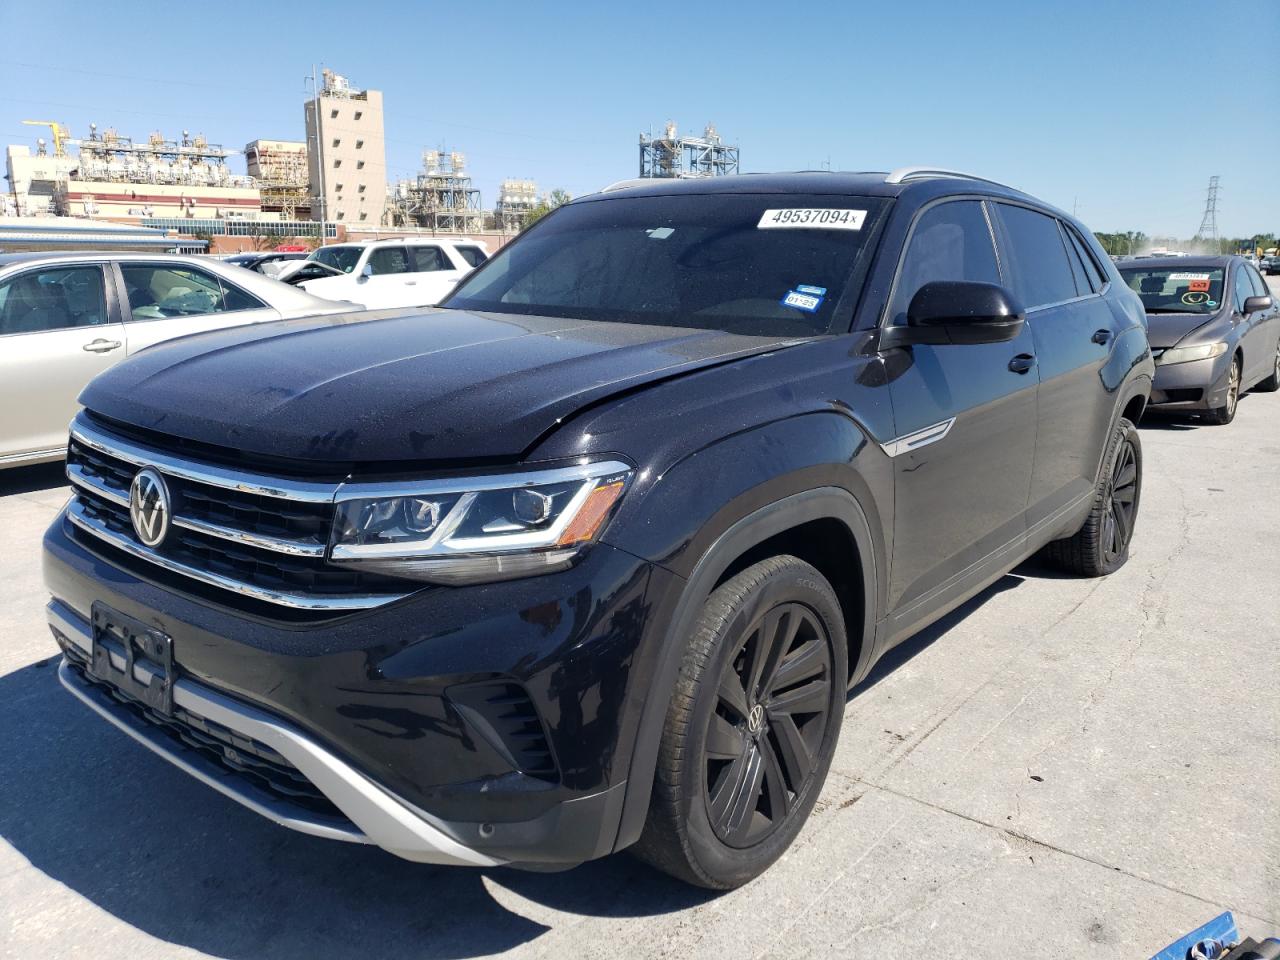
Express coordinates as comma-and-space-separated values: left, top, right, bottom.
404, 280, 417, 286
1008, 354, 1036, 374
1091, 329, 1112, 345
82, 339, 122, 353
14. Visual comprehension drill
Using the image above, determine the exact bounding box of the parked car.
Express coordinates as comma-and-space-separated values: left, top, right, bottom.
1118, 255, 1279, 424
44, 169, 1152, 889
1261, 255, 1280, 276
0, 252, 354, 468
223, 251, 309, 277
295, 238, 488, 308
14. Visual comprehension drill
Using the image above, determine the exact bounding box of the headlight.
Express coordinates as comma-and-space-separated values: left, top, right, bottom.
329, 460, 631, 584
1156, 341, 1228, 365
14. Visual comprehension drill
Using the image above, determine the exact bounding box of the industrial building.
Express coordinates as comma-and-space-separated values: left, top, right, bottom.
639, 121, 739, 179
303, 69, 387, 224
245, 139, 310, 220
387, 150, 483, 233
494, 179, 541, 232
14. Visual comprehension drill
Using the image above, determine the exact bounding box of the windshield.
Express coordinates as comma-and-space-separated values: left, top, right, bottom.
1119, 266, 1225, 315
443, 194, 888, 336
310, 245, 365, 273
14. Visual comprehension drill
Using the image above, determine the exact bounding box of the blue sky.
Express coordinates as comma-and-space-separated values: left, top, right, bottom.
2, 0, 1277, 237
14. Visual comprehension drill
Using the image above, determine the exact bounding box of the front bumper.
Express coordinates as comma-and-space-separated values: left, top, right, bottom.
44, 511, 659, 867
1148, 352, 1231, 410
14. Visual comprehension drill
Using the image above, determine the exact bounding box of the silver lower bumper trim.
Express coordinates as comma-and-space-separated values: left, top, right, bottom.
49, 600, 501, 867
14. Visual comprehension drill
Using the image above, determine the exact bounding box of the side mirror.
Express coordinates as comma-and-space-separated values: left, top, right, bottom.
359, 263, 374, 281
882, 280, 1026, 348
1242, 295, 1273, 314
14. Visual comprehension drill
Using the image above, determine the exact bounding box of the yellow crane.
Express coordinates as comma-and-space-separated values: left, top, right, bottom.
22, 120, 71, 157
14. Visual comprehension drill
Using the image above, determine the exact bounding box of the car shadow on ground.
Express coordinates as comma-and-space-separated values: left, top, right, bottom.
0, 657, 715, 959
0, 568, 1050, 957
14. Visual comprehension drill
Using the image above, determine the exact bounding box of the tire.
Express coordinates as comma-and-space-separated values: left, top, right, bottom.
1040, 417, 1142, 577
1206, 355, 1242, 424
1253, 341, 1280, 393
631, 555, 848, 889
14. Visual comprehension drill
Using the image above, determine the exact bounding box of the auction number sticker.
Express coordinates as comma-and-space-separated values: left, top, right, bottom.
1168, 272, 1211, 281
758, 208, 866, 230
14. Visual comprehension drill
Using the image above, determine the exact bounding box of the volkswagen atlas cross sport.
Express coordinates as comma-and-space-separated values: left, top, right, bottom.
1117, 255, 1279, 424
44, 168, 1153, 889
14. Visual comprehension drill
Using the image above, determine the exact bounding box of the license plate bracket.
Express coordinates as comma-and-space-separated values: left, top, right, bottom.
88, 602, 174, 716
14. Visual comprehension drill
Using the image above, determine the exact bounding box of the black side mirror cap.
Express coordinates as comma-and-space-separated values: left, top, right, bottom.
881, 280, 1027, 348
1243, 295, 1273, 314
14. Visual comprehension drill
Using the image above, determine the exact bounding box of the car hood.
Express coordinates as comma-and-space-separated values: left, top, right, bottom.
1144, 311, 1223, 349
80, 307, 804, 464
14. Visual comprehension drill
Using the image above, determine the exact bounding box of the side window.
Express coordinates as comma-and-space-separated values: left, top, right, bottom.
0, 266, 107, 335
367, 247, 412, 275
1060, 222, 1091, 296
993, 204, 1079, 309
454, 245, 487, 268
1233, 265, 1255, 312
121, 265, 226, 319
890, 200, 1001, 324
219, 279, 267, 312
1246, 264, 1269, 297
411, 246, 450, 272
1064, 225, 1105, 293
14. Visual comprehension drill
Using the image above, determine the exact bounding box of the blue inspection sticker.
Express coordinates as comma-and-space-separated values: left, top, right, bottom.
781, 285, 827, 312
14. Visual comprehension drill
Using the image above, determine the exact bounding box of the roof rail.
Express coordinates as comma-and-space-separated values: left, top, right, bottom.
884, 166, 1017, 190
599, 178, 653, 194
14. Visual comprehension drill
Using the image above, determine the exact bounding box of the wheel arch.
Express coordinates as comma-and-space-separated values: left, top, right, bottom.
612, 487, 877, 853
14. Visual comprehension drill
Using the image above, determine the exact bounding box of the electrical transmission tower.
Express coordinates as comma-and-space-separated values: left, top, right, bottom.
1195, 176, 1220, 243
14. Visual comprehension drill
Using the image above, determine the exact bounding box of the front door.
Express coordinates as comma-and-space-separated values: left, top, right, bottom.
881, 199, 1039, 621
0, 263, 124, 459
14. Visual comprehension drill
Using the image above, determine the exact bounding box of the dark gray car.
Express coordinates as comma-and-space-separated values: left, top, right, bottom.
1118, 255, 1280, 424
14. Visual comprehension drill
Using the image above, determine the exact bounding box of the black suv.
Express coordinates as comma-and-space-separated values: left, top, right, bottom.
44, 169, 1153, 889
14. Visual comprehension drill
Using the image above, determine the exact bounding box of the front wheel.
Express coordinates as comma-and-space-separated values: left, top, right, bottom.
1040, 416, 1142, 577
1206, 355, 1242, 424
632, 555, 847, 889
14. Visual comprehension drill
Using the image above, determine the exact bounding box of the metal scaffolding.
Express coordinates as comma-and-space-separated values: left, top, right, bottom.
639, 121, 739, 179
494, 178, 539, 232
76, 125, 252, 188
387, 150, 482, 232
245, 141, 310, 220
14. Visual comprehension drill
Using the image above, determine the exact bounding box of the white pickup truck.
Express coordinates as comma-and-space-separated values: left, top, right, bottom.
292, 238, 488, 309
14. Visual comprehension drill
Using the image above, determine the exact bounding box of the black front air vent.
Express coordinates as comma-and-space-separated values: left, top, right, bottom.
449, 682, 558, 781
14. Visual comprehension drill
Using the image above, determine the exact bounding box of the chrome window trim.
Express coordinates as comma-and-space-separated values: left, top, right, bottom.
880, 417, 956, 458
66, 499, 401, 611
70, 414, 341, 503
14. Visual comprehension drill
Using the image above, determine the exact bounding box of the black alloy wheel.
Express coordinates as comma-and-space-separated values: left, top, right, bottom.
633, 555, 847, 889
704, 602, 833, 848
1101, 436, 1139, 567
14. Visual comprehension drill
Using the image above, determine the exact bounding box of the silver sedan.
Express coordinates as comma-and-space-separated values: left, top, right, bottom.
0, 252, 359, 469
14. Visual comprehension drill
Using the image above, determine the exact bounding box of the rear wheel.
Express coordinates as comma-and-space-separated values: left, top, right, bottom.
1206, 355, 1242, 424
1253, 341, 1280, 393
632, 555, 847, 889
1040, 417, 1142, 577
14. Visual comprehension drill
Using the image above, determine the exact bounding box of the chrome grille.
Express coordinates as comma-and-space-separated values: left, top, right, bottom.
65, 416, 408, 611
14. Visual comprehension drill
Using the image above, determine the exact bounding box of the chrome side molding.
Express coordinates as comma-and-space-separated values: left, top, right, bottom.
880, 417, 956, 458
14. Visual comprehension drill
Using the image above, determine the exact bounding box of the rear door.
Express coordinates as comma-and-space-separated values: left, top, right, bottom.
881, 198, 1039, 620
0, 262, 125, 459
991, 204, 1119, 531
116, 262, 278, 353
360, 245, 417, 307
407, 244, 465, 305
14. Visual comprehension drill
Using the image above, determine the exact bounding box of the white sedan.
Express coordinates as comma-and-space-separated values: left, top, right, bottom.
0, 252, 356, 469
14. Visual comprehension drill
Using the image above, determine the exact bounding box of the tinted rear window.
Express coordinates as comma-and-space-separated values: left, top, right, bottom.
993, 204, 1078, 308
444, 194, 888, 337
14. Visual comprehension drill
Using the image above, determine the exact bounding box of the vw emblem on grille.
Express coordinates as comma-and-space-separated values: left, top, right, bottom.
129, 468, 171, 548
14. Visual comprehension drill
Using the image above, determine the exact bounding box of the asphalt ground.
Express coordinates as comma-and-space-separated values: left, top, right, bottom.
2, 279, 1277, 958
